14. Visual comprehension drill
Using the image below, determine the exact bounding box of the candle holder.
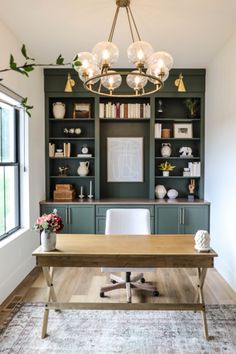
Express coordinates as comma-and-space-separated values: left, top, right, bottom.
194, 230, 211, 252
88, 194, 93, 199
78, 193, 84, 199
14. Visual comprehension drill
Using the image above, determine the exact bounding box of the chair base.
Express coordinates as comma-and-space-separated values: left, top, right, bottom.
100, 272, 159, 303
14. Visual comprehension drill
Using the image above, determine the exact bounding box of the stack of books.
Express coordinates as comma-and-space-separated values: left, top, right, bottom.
99, 102, 151, 119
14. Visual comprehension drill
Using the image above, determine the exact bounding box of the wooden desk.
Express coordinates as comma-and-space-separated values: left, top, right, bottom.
33, 234, 218, 340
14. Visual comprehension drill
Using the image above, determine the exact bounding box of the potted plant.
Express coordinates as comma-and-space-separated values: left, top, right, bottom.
34, 209, 64, 251
184, 98, 198, 118
158, 161, 176, 176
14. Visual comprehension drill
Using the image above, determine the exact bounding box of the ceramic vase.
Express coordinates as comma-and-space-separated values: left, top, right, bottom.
53, 102, 66, 119
77, 161, 89, 176
163, 171, 169, 176
161, 143, 171, 157
41, 230, 56, 251
167, 189, 178, 199
194, 230, 211, 252
155, 185, 167, 199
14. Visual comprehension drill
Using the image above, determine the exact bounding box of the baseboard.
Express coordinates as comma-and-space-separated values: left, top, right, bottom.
0, 256, 35, 305
215, 257, 236, 292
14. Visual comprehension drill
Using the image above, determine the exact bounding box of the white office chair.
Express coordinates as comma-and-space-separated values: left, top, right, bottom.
100, 208, 159, 303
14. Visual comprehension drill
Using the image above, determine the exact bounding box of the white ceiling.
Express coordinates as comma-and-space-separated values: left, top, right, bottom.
1, 0, 236, 68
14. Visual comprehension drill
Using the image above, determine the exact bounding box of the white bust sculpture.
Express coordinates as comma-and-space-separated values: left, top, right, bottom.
194, 230, 211, 252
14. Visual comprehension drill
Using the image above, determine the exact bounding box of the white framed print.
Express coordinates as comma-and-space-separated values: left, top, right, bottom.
174, 123, 193, 139
107, 137, 143, 182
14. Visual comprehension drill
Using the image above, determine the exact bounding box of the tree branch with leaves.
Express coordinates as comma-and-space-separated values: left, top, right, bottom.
0, 45, 81, 116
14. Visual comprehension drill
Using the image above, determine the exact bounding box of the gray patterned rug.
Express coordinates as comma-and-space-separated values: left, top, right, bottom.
0, 303, 236, 354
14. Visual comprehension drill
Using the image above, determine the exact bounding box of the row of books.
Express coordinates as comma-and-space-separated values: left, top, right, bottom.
49, 143, 71, 157
99, 102, 151, 119
49, 143, 93, 158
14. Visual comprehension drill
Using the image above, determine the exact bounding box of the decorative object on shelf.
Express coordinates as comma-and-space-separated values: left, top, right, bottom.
167, 189, 178, 199
155, 185, 167, 199
78, 186, 85, 199
72, 0, 173, 97
64, 127, 82, 135
53, 102, 66, 119
73, 103, 91, 118
55, 149, 64, 158
158, 161, 175, 176
183, 167, 190, 177
184, 98, 198, 118
179, 146, 193, 157
174, 123, 192, 139
157, 99, 163, 113
174, 73, 186, 92
88, 180, 93, 199
188, 178, 195, 201
81, 144, 89, 154
64, 73, 75, 92
58, 166, 69, 176
154, 123, 162, 138
53, 184, 76, 200
188, 162, 201, 177
33, 209, 64, 252
161, 143, 171, 157
194, 230, 211, 252
161, 128, 171, 138
77, 161, 90, 176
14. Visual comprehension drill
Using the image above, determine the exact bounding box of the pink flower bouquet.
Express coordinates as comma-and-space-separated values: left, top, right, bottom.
34, 211, 64, 233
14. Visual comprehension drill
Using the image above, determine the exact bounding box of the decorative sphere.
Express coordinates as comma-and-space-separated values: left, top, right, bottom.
167, 189, 178, 199
101, 70, 122, 91
147, 64, 169, 83
126, 70, 148, 90
127, 41, 153, 67
194, 230, 211, 252
147, 51, 174, 70
78, 63, 100, 84
93, 41, 119, 68
73, 52, 94, 72
155, 185, 167, 199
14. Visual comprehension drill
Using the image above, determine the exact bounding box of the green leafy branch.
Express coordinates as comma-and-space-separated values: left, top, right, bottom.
0, 45, 81, 117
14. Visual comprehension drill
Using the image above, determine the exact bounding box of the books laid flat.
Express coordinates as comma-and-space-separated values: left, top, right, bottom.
77, 154, 92, 158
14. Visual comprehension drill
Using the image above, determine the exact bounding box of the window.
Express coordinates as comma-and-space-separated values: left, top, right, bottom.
0, 98, 21, 240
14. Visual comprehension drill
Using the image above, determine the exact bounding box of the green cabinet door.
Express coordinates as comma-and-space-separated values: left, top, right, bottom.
182, 206, 209, 233
40, 204, 70, 233
155, 206, 180, 234
155, 205, 210, 234
69, 205, 95, 234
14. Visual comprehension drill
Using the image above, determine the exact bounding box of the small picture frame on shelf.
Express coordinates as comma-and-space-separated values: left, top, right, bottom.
174, 123, 193, 138
73, 103, 91, 118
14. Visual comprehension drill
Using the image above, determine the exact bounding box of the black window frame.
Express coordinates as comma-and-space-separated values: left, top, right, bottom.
0, 103, 21, 241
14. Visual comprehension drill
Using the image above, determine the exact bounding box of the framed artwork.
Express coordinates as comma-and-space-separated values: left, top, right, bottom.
73, 103, 91, 118
174, 123, 193, 138
107, 137, 143, 182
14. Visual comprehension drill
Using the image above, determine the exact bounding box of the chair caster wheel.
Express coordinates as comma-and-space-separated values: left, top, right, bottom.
141, 277, 145, 283
111, 280, 116, 284
100, 292, 105, 298
153, 290, 159, 297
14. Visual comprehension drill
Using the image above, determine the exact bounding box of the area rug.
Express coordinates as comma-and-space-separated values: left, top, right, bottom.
0, 303, 236, 354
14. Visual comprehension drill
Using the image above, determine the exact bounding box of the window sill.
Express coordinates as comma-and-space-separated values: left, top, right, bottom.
0, 228, 29, 248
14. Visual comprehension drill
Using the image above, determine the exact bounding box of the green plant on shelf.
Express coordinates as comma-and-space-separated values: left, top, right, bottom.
184, 98, 198, 118
158, 161, 176, 171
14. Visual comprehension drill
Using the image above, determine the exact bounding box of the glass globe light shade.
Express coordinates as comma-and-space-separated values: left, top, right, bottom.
92, 41, 119, 68
73, 52, 94, 72
147, 51, 174, 71
147, 64, 169, 83
126, 70, 148, 91
79, 63, 100, 84
127, 41, 154, 67
101, 70, 122, 91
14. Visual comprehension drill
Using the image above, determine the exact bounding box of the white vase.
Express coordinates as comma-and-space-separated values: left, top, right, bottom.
194, 230, 211, 252
53, 102, 66, 119
77, 161, 89, 176
167, 189, 178, 199
155, 185, 167, 199
41, 230, 56, 251
163, 171, 169, 176
161, 143, 171, 157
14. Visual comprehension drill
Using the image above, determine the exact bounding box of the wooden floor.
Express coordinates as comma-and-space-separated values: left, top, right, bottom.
0, 267, 235, 326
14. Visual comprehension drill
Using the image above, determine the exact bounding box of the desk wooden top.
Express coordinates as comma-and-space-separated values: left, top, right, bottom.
33, 234, 217, 268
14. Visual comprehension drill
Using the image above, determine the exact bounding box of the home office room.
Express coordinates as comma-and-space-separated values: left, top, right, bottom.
0, 1, 235, 353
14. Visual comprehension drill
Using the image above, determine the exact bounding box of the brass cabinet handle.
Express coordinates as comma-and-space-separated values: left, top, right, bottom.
68, 208, 71, 224
179, 208, 182, 225
182, 208, 185, 225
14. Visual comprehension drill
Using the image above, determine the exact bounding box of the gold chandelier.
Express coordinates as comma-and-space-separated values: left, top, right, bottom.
73, 0, 173, 97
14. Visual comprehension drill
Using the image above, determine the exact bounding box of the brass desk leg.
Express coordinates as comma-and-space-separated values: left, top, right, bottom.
196, 268, 209, 340
41, 267, 57, 339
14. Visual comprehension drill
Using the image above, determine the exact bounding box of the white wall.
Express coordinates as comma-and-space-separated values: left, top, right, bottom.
206, 33, 236, 291
0, 20, 45, 304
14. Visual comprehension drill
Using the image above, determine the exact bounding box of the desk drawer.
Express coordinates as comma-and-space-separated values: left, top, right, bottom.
96, 205, 154, 217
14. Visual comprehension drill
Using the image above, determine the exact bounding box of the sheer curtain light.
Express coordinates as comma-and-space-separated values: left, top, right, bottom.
72, 0, 173, 97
